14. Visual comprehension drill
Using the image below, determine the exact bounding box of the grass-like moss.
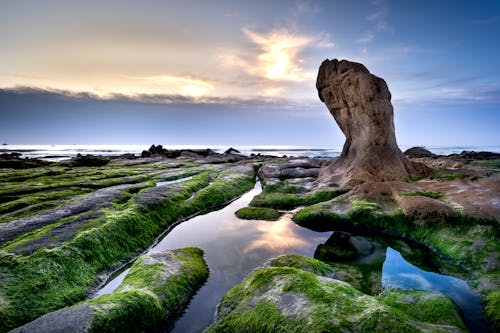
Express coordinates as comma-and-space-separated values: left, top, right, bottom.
401, 191, 443, 200
88, 247, 208, 332
250, 187, 345, 210
379, 290, 466, 329
235, 207, 282, 221
485, 290, 500, 328
0, 166, 255, 332
209, 256, 467, 332
469, 159, 500, 169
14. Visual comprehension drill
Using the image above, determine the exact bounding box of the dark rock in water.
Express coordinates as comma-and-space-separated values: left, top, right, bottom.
0, 153, 51, 169
224, 147, 240, 154
316, 59, 429, 186
448, 150, 500, 162
404, 146, 436, 158
69, 154, 110, 167
141, 145, 215, 159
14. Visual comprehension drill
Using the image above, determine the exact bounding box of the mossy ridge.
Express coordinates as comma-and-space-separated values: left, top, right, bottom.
401, 191, 444, 200
209, 256, 467, 332
250, 178, 345, 210
235, 207, 282, 221
8, 247, 208, 333
88, 247, 208, 332
0, 166, 256, 332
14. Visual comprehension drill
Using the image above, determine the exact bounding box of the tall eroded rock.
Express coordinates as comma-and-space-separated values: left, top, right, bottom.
316, 59, 425, 186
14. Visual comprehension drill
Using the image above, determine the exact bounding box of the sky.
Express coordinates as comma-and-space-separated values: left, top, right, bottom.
0, 0, 499, 147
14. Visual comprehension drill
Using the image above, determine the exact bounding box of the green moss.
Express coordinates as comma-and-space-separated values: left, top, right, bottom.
379, 290, 466, 329
485, 290, 500, 328
209, 259, 466, 332
469, 159, 500, 169
235, 207, 282, 221
0, 166, 255, 332
88, 247, 208, 332
401, 191, 443, 200
267, 254, 335, 277
250, 192, 302, 210
304, 189, 347, 205
250, 182, 345, 210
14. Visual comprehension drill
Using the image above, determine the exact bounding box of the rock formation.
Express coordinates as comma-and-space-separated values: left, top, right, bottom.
316, 59, 427, 186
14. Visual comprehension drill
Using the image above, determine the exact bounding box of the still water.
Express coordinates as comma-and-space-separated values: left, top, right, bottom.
96, 182, 487, 332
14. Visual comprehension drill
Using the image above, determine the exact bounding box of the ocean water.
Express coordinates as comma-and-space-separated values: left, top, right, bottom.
1, 144, 499, 161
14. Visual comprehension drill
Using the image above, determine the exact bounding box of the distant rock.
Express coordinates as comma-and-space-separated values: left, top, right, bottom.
224, 147, 240, 154
316, 59, 429, 186
141, 145, 215, 159
404, 146, 436, 158
68, 154, 110, 167
448, 150, 500, 162
0, 152, 51, 169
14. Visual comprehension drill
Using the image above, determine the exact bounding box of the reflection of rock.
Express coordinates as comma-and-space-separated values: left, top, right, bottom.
209, 254, 467, 332
316, 59, 429, 186
314, 231, 364, 261
314, 232, 386, 295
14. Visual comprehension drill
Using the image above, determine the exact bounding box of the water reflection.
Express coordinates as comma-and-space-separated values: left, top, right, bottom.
150, 182, 332, 333
244, 211, 309, 254
314, 232, 488, 333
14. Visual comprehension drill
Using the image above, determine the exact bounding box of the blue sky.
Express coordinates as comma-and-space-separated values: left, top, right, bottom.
0, 0, 499, 146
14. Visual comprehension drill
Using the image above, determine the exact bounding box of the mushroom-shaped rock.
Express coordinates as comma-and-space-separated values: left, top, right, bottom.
316, 59, 428, 187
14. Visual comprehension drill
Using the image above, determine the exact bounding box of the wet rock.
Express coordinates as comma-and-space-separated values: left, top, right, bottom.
208, 255, 466, 332
0, 183, 146, 244
67, 154, 110, 167
11, 247, 208, 333
404, 146, 436, 158
0, 153, 51, 169
316, 59, 430, 186
224, 147, 240, 154
448, 150, 500, 162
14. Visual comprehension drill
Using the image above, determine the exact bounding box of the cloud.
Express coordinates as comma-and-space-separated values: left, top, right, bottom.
221, 27, 333, 84
357, 0, 391, 45
0, 86, 320, 110
366, 9, 387, 21
294, 1, 321, 16
356, 32, 375, 44
134, 74, 214, 97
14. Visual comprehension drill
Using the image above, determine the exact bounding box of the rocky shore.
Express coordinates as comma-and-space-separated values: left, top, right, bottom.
0, 59, 498, 332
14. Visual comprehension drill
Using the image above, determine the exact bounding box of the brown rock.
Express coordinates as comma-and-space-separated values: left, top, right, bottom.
316, 59, 429, 187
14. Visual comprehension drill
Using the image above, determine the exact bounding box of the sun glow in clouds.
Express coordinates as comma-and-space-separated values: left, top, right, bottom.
222, 28, 334, 85
136, 75, 214, 97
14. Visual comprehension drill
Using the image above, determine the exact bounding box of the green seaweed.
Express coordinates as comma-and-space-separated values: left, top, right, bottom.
235, 207, 282, 221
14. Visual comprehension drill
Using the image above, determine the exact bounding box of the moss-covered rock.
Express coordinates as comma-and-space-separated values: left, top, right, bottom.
235, 207, 282, 221
208, 255, 467, 332
0, 161, 258, 332
10, 247, 208, 333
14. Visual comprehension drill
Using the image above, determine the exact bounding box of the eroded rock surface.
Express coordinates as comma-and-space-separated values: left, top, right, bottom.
316, 59, 428, 186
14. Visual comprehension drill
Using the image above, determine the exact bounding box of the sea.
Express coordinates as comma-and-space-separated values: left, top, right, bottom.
1, 144, 499, 162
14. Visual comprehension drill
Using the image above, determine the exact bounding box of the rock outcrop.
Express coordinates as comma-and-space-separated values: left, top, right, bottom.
316, 59, 428, 186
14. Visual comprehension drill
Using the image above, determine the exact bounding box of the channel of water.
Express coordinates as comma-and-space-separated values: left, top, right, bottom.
94, 181, 488, 332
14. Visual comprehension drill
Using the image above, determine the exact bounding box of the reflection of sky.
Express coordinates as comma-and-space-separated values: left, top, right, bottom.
382, 247, 487, 332
148, 182, 332, 333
